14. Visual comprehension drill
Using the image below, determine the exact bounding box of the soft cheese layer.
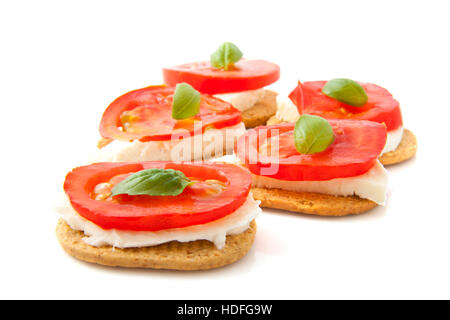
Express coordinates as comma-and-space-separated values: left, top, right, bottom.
56, 193, 261, 250
215, 89, 266, 112
381, 126, 403, 154
213, 155, 387, 204
275, 95, 300, 123
275, 96, 403, 155
252, 160, 388, 205
91, 123, 246, 162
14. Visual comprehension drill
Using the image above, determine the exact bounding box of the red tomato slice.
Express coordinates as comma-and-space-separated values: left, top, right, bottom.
288, 81, 403, 131
99, 85, 242, 142
235, 120, 387, 181
64, 162, 252, 231
163, 60, 280, 94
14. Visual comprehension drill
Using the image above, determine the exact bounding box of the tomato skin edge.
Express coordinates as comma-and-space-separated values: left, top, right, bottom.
63, 162, 252, 232
288, 81, 403, 132
235, 121, 387, 181
99, 85, 242, 142
163, 60, 280, 94
99, 85, 172, 142
288, 80, 305, 114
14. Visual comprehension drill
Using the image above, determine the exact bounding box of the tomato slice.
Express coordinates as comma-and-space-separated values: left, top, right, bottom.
235, 120, 387, 181
99, 85, 242, 142
163, 60, 280, 94
64, 162, 252, 231
288, 81, 403, 131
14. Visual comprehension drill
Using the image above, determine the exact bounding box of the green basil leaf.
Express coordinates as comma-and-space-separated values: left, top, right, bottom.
322, 78, 368, 107
294, 115, 335, 154
111, 168, 193, 197
172, 83, 201, 120
210, 42, 243, 70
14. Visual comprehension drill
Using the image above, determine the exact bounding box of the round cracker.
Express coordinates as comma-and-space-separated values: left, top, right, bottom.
266, 115, 285, 126
252, 187, 378, 216
56, 219, 256, 270
379, 129, 417, 166
241, 90, 278, 128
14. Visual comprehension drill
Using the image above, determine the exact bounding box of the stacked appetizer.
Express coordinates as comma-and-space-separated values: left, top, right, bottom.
56, 161, 260, 270
236, 115, 388, 216
94, 84, 245, 162
269, 79, 417, 165
163, 42, 280, 128
56, 43, 418, 269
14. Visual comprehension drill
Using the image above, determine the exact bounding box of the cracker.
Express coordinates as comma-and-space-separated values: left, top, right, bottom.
379, 129, 417, 166
266, 115, 285, 126
56, 219, 256, 270
97, 137, 113, 149
241, 90, 278, 128
251, 187, 378, 216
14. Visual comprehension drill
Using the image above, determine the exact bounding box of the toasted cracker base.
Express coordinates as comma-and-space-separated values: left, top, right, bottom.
379, 129, 417, 165
242, 90, 278, 128
266, 115, 285, 126
252, 187, 378, 216
56, 219, 256, 270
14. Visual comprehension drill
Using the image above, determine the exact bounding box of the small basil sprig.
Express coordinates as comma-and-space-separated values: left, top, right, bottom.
172, 83, 201, 120
322, 78, 368, 107
111, 168, 193, 197
210, 42, 243, 70
294, 115, 335, 154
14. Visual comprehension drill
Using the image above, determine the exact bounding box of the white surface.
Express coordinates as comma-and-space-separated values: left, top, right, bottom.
1, 0, 449, 299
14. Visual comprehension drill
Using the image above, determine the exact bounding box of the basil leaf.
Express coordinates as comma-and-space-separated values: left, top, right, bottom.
210, 42, 243, 70
172, 83, 201, 120
322, 78, 368, 107
294, 115, 335, 154
111, 168, 193, 197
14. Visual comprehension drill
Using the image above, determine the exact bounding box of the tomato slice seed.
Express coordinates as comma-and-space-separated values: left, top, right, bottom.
236, 120, 387, 181
64, 162, 252, 231
289, 81, 403, 131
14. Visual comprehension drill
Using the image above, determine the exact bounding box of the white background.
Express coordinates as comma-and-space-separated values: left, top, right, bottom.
1, 0, 449, 299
